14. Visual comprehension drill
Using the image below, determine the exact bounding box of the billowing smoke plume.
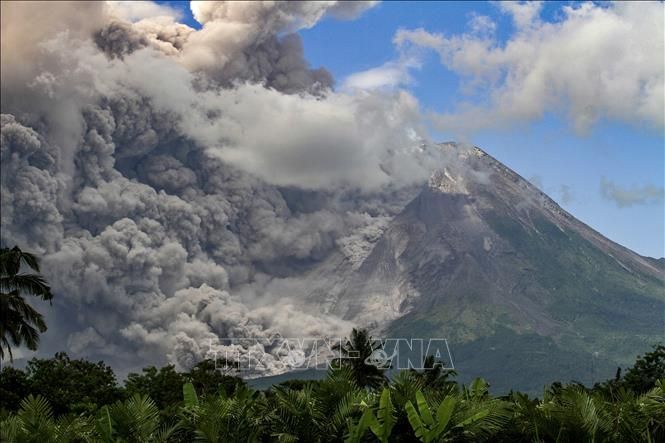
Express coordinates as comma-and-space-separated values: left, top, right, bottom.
100, 1, 378, 93
0, 1, 442, 374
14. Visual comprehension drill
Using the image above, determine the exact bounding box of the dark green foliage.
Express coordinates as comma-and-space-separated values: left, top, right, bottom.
409, 355, 456, 391
123, 360, 246, 422
593, 344, 665, 397
623, 345, 665, 393
276, 378, 312, 391
187, 359, 244, 398
180, 383, 264, 443
0, 333, 663, 442
333, 328, 388, 388
0, 355, 663, 442
98, 394, 180, 442
0, 366, 30, 413
25, 352, 122, 415
125, 365, 185, 420
0, 246, 54, 361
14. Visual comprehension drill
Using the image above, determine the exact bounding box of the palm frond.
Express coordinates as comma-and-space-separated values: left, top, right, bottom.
0, 415, 23, 442
0, 273, 53, 301
0, 246, 52, 360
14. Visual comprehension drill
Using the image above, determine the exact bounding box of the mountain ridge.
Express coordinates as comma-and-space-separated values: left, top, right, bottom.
303, 142, 664, 393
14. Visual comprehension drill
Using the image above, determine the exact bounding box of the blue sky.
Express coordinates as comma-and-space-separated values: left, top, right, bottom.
160, 1, 664, 258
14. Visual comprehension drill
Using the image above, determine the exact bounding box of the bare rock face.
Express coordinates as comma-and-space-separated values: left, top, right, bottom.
307, 143, 664, 393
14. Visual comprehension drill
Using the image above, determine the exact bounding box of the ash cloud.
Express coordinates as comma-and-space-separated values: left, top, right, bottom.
0, 1, 439, 374
94, 21, 149, 59
101, 0, 345, 94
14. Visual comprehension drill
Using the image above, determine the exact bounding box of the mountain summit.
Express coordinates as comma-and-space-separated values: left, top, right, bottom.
309, 143, 664, 393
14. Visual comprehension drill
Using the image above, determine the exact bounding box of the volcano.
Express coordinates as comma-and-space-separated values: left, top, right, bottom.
307, 143, 664, 393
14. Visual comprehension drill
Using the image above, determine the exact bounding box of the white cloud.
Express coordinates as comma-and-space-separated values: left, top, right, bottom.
343, 62, 409, 90
342, 56, 420, 91
106, 1, 182, 22
327, 0, 380, 20
395, 2, 665, 134
468, 13, 496, 36
190, 0, 378, 31
497, 1, 543, 30
600, 178, 665, 208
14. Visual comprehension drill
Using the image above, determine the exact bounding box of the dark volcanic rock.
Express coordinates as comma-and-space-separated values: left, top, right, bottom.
308, 143, 664, 393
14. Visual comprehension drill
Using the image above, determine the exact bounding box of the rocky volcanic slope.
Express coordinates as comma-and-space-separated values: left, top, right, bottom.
308, 143, 664, 393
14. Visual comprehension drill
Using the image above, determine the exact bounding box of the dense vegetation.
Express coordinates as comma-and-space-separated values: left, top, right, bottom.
1, 246, 663, 441
0, 337, 663, 442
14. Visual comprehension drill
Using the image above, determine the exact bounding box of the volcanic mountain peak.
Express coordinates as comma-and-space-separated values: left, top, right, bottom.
308, 141, 664, 393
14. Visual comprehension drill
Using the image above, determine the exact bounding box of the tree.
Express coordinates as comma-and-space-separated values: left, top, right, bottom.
345, 388, 396, 443
623, 344, 665, 393
404, 381, 511, 443
187, 359, 244, 399
125, 365, 185, 420
410, 355, 457, 391
26, 352, 121, 415
180, 383, 264, 443
0, 352, 663, 442
0, 366, 30, 413
96, 394, 179, 443
405, 391, 458, 443
311, 366, 371, 441
333, 328, 387, 389
0, 246, 54, 361
0, 395, 96, 443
